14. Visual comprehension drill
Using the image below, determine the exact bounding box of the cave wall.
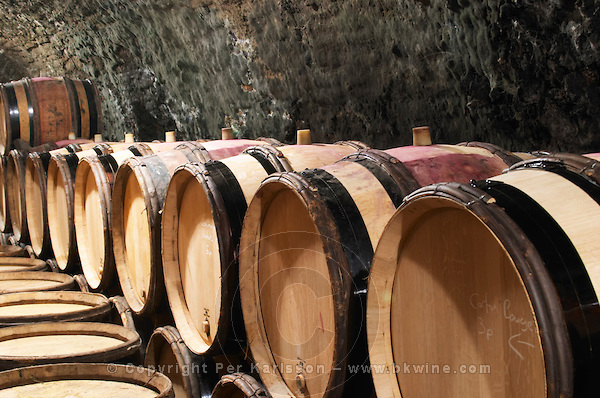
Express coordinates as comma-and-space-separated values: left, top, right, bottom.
1, 0, 599, 151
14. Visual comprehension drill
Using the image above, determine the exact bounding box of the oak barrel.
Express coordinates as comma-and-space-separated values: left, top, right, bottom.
25, 141, 101, 257
113, 140, 267, 315
366, 159, 600, 398
0, 257, 46, 272
0, 321, 141, 370
145, 325, 216, 398
0, 363, 173, 397
46, 142, 133, 271
75, 141, 196, 292
162, 144, 359, 356
212, 373, 270, 398
238, 143, 518, 398
0, 158, 9, 233
0, 245, 25, 258
6, 139, 93, 246
0, 290, 111, 326
0, 77, 101, 155
0, 271, 75, 294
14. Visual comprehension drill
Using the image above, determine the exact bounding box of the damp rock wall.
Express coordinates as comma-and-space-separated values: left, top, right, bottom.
1, 0, 599, 152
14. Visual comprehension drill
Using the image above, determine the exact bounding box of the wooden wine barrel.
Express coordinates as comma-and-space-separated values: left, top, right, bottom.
365, 158, 600, 398
162, 144, 359, 356
6, 149, 28, 242
145, 325, 215, 398
0, 362, 173, 397
74, 141, 195, 292
0, 257, 46, 272
211, 373, 270, 398
6, 140, 93, 245
238, 143, 519, 398
0, 290, 111, 326
25, 141, 98, 258
0, 321, 141, 370
113, 139, 268, 316
242, 143, 366, 172
0, 77, 102, 155
0, 271, 75, 294
0, 245, 25, 258
46, 142, 133, 271
0, 157, 10, 233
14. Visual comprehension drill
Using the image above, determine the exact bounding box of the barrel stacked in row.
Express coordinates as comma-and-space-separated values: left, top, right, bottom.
0, 113, 597, 398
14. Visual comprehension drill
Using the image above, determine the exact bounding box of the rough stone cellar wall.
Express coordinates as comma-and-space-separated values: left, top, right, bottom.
1, 0, 599, 151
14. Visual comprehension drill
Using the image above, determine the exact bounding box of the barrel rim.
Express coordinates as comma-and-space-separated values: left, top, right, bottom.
145, 325, 212, 397
366, 182, 572, 398
0, 271, 76, 293
0, 321, 141, 367
212, 372, 271, 398
0, 290, 111, 325
0, 362, 173, 396
242, 145, 289, 172
239, 172, 352, 398
0, 256, 46, 271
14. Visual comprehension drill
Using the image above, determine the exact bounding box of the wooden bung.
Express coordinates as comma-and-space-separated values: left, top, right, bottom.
412, 125, 432, 146
124, 133, 134, 143
296, 129, 311, 145
24, 141, 98, 258
112, 139, 269, 316
238, 142, 521, 398
161, 142, 363, 356
221, 127, 234, 140
0, 77, 102, 155
165, 131, 176, 142
94, 133, 103, 143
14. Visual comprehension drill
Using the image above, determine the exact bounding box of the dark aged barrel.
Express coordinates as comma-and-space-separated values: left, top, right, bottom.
0, 291, 111, 326
0, 271, 76, 294
0, 363, 173, 397
238, 143, 518, 398
0, 77, 101, 155
25, 141, 98, 257
211, 373, 270, 398
366, 158, 600, 398
162, 144, 359, 356
113, 140, 268, 316
0, 321, 141, 370
46, 142, 133, 271
75, 141, 195, 292
145, 325, 215, 398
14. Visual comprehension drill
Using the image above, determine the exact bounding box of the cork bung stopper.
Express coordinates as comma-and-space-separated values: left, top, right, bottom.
412, 126, 432, 146
297, 129, 312, 145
